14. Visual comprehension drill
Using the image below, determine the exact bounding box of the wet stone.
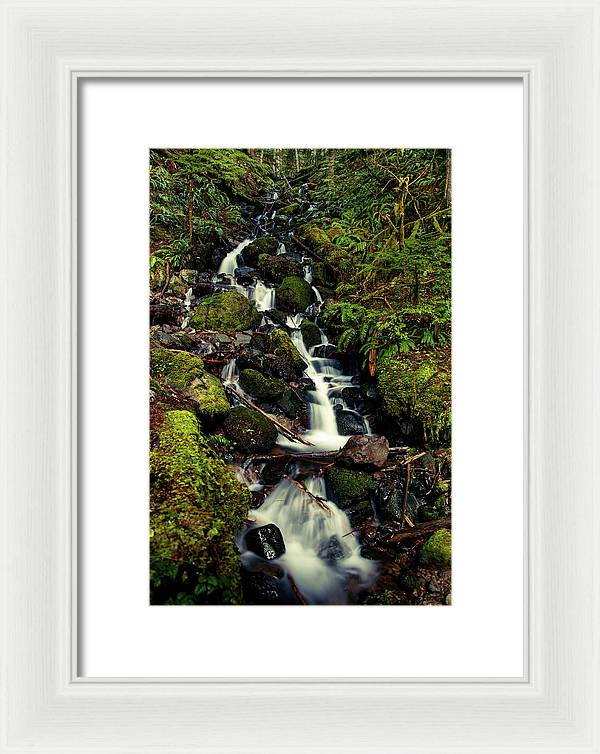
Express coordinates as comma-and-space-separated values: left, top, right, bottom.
245, 523, 286, 560
318, 536, 346, 562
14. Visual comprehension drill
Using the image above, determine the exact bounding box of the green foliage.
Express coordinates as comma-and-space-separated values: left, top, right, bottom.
257, 253, 300, 283
420, 528, 452, 566
150, 410, 251, 604
189, 290, 261, 332
149, 149, 274, 278
377, 352, 451, 446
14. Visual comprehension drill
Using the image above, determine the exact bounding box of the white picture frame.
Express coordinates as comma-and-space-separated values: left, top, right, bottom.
2, 1, 598, 751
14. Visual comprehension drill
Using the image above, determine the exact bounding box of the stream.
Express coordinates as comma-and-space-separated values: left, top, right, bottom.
212, 193, 378, 605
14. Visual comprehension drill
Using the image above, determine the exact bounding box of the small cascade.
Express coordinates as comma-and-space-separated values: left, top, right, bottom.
243, 476, 377, 604
210, 192, 376, 604
217, 238, 253, 278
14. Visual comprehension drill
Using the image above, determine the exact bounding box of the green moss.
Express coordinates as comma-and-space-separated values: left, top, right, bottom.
244, 236, 279, 267
150, 410, 251, 604
150, 348, 229, 418
298, 223, 331, 253
420, 528, 451, 566
377, 352, 451, 446
275, 276, 313, 312
239, 369, 285, 400
267, 329, 307, 371
189, 290, 261, 332
257, 253, 300, 284
325, 467, 376, 502
300, 319, 321, 348
222, 406, 278, 452
280, 202, 300, 214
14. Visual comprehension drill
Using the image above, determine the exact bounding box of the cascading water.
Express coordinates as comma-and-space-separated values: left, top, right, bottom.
213, 199, 377, 604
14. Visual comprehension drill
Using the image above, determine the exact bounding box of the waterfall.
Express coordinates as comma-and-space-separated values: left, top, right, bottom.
217, 238, 253, 277
243, 476, 377, 604
212, 200, 376, 604
250, 280, 276, 312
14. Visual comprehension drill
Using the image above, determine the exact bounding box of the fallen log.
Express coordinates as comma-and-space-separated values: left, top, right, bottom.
225, 385, 314, 446
386, 517, 451, 545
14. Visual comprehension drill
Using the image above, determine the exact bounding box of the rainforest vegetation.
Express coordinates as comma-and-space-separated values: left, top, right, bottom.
149, 147, 451, 606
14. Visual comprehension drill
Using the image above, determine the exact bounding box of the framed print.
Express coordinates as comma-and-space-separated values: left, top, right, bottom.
2, 1, 599, 752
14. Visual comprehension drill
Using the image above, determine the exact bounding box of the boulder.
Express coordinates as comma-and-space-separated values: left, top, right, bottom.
325, 467, 376, 503
420, 528, 452, 566
300, 319, 322, 349
267, 329, 307, 373
374, 473, 421, 525
318, 535, 346, 562
244, 236, 280, 267
222, 406, 278, 452
241, 571, 282, 604
336, 434, 389, 468
150, 348, 229, 419
239, 368, 285, 400
258, 253, 301, 284
193, 271, 215, 298
275, 276, 313, 312
245, 523, 286, 560
190, 290, 261, 332
336, 410, 367, 436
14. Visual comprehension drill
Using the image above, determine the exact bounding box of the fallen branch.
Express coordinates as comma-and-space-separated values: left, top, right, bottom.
386, 517, 450, 545
401, 462, 412, 528
225, 385, 313, 446
287, 477, 332, 514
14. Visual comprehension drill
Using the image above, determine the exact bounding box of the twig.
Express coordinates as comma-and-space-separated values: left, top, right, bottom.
287, 477, 332, 514
401, 462, 412, 528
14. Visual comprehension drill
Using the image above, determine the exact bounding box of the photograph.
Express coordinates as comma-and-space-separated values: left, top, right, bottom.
149, 148, 451, 605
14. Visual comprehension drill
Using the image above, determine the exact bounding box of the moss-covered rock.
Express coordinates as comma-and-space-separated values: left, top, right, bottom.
222, 406, 278, 452
150, 409, 251, 604
257, 253, 300, 284
189, 290, 261, 332
377, 352, 451, 446
267, 329, 306, 372
275, 276, 313, 312
420, 528, 451, 566
300, 319, 321, 349
325, 466, 376, 502
150, 348, 229, 418
239, 368, 285, 400
244, 236, 279, 267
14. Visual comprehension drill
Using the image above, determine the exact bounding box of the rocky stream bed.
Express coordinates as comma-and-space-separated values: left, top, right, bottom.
150, 185, 451, 606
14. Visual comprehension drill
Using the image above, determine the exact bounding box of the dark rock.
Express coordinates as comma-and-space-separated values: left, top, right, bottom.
336, 410, 367, 436
258, 254, 301, 284
150, 298, 179, 325
318, 536, 346, 561
245, 524, 286, 560
337, 434, 389, 468
361, 382, 380, 401
374, 472, 422, 525
222, 407, 278, 452
260, 455, 291, 485
244, 236, 280, 267
234, 333, 253, 346
300, 319, 322, 349
241, 569, 283, 604
193, 271, 214, 298
275, 276, 313, 312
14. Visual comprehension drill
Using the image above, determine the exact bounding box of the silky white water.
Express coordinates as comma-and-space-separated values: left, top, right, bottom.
211, 217, 376, 603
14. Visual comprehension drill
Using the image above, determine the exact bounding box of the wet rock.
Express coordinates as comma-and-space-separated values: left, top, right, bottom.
300, 319, 321, 348
325, 467, 376, 503
239, 368, 285, 400
336, 410, 367, 436
373, 471, 421, 525
311, 343, 337, 359
193, 271, 214, 298
222, 407, 278, 453
260, 455, 291, 485
234, 266, 256, 285
318, 535, 346, 562
234, 332, 253, 346
241, 567, 284, 604
275, 388, 310, 426
361, 382, 380, 401
150, 298, 179, 326
336, 434, 389, 468
258, 254, 301, 284
264, 308, 289, 328
190, 290, 261, 332
154, 330, 195, 350
244, 236, 280, 267
245, 523, 286, 560
275, 276, 313, 312
267, 329, 306, 374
